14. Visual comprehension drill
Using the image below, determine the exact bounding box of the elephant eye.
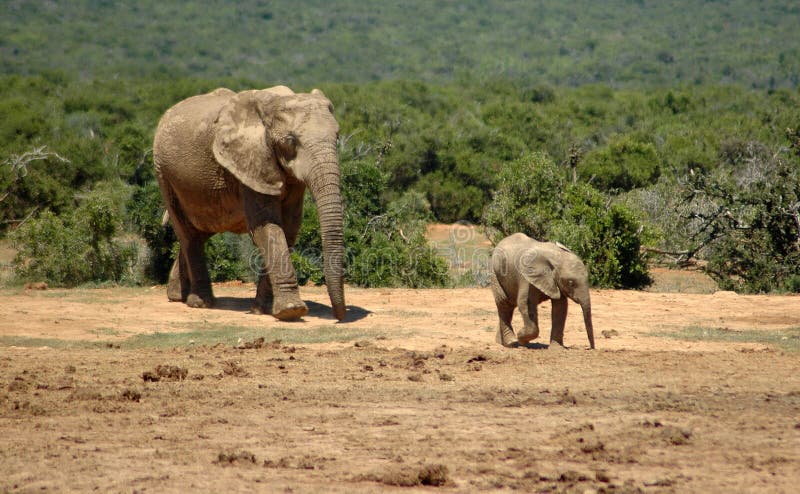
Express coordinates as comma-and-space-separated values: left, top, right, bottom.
283, 134, 297, 147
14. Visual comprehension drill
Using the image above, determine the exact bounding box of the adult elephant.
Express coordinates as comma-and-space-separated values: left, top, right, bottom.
153, 86, 345, 321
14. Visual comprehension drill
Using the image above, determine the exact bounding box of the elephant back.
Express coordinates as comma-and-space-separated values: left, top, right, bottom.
154, 89, 236, 176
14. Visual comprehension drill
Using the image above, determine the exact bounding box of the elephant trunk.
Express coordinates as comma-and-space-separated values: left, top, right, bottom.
307, 149, 346, 321
581, 301, 595, 349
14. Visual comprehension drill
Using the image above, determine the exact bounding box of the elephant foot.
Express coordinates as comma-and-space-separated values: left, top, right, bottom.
166, 280, 186, 302
271, 298, 308, 321
496, 326, 519, 348
517, 326, 540, 345
186, 293, 214, 309
548, 341, 567, 351
249, 296, 273, 316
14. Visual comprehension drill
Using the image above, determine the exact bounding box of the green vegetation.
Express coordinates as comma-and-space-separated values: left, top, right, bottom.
10, 182, 137, 286
654, 326, 800, 352
3, 1, 799, 89
483, 153, 651, 288
2, 1, 799, 292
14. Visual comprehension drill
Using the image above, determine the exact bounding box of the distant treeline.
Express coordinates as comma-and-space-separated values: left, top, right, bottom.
2, 0, 799, 88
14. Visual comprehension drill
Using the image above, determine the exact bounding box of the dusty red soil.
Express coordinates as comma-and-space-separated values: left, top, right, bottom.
1, 282, 799, 492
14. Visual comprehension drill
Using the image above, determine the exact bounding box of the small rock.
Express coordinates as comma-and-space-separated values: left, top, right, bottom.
407, 373, 423, 382
214, 450, 257, 465
661, 426, 692, 445
595, 470, 611, 482
121, 389, 141, 402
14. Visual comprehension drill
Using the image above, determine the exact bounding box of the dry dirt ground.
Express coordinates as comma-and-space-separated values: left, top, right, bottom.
1, 280, 799, 493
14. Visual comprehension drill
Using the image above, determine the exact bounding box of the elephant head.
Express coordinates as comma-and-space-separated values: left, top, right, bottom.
211, 87, 346, 320
519, 244, 595, 349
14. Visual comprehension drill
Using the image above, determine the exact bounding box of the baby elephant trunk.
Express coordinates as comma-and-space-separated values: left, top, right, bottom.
581, 301, 595, 349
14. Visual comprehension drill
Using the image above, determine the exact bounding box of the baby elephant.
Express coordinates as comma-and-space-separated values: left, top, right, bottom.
491, 233, 595, 349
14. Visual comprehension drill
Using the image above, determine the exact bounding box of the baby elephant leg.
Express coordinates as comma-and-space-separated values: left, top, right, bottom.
494, 301, 518, 348
516, 287, 540, 345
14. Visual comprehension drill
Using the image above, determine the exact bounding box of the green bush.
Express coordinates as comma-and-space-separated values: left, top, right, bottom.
11, 185, 137, 286
581, 135, 660, 191
126, 182, 176, 283
204, 233, 250, 282
552, 184, 652, 288
681, 148, 800, 293
483, 152, 651, 288
482, 152, 567, 241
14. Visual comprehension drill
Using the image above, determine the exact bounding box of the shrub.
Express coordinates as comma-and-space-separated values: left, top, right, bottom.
581, 135, 660, 192
552, 184, 652, 288
12, 185, 137, 286
127, 182, 175, 283
483, 152, 651, 288
680, 146, 800, 293
482, 152, 564, 241
204, 233, 250, 282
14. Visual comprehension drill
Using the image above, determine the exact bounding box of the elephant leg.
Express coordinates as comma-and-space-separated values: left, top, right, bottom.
180, 234, 214, 308
248, 184, 300, 315
250, 271, 273, 315
491, 271, 517, 347
166, 252, 190, 302
516, 284, 540, 345
244, 189, 307, 321
250, 224, 307, 320
549, 297, 568, 349
164, 200, 214, 307
495, 301, 518, 348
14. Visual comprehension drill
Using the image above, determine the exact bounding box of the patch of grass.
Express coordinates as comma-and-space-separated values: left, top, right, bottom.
382, 310, 431, 318
652, 326, 800, 352
645, 269, 718, 294
0, 323, 384, 350
123, 323, 380, 349
0, 336, 107, 349
89, 328, 123, 337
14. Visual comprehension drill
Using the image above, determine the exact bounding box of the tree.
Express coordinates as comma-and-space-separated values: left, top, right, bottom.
678, 140, 800, 292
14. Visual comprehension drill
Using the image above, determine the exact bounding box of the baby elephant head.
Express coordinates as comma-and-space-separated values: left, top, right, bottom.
519, 244, 595, 349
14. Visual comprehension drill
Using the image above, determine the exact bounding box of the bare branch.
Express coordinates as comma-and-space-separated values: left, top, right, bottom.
1, 206, 40, 226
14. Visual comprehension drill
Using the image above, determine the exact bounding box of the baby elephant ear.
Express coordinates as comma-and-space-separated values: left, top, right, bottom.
212, 90, 284, 196
519, 249, 561, 299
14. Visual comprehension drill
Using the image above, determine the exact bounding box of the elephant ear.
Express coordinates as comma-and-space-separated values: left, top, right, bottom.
519, 248, 561, 299
212, 90, 284, 196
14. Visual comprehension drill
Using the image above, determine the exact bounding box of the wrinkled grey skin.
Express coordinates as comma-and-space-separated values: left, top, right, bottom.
491, 233, 595, 349
153, 86, 345, 321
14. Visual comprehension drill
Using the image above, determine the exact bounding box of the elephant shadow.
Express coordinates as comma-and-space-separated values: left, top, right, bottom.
211, 297, 370, 323
305, 301, 371, 322
520, 342, 552, 350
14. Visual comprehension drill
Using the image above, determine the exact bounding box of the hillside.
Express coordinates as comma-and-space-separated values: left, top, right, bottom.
2, 0, 799, 88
